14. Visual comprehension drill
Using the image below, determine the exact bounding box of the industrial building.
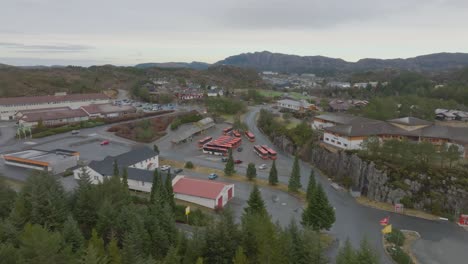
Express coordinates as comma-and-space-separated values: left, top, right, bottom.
17, 107, 89, 127
81, 103, 137, 118
0, 92, 110, 120
2, 149, 80, 174
172, 175, 235, 209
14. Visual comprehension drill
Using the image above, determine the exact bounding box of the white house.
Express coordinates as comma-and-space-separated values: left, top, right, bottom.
172, 176, 235, 209
207, 89, 224, 97
277, 99, 316, 112
73, 146, 161, 192
0, 92, 110, 121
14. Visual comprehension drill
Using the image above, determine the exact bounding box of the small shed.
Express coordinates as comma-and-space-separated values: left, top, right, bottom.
172, 176, 234, 209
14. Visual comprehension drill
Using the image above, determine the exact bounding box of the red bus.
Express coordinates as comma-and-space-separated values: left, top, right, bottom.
233, 130, 241, 137
253, 145, 269, 160
197, 136, 212, 148
203, 146, 227, 156
245, 131, 255, 142
223, 127, 233, 135
262, 145, 277, 160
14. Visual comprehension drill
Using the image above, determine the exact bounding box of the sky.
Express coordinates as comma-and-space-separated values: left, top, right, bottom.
1, 0, 468, 66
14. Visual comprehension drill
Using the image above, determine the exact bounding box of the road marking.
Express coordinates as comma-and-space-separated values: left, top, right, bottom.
23, 141, 37, 145
88, 133, 97, 137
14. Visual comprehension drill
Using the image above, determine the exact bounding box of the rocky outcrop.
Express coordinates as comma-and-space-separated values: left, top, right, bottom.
269, 134, 468, 214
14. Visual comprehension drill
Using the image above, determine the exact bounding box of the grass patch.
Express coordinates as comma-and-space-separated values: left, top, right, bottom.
356, 197, 439, 221
160, 158, 306, 201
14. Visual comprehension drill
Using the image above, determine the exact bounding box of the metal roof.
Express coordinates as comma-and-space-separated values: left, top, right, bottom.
173, 177, 232, 199
0, 93, 109, 106
388, 117, 432, 126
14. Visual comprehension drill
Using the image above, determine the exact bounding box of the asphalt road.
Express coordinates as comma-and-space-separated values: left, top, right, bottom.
242, 106, 468, 264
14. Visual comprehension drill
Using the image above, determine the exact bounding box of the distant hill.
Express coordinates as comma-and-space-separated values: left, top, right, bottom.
0, 64, 266, 97
216, 51, 468, 75
135, 61, 211, 70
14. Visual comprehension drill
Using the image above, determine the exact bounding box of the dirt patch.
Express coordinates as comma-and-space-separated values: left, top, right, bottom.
356, 197, 440, 221
401, 230, 421, 264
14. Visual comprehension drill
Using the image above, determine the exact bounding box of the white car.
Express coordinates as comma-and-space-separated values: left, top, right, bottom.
259, 164, 267, 170
160, 165, 171, 171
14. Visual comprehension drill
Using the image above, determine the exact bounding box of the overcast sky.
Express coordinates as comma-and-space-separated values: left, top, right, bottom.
1, 0, 468, 66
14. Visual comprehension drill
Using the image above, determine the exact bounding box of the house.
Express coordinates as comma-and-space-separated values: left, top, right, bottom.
175, 90, 204, 100
320, 114, 468, 158
353, 83, 369, 89
3, 149, 79, 174
312, 113, 373, 130
327, 82, 351, 89
73, 146, 161, 192
17, 107, 89, 127
277, 99, 317, 112
172, 175, 234, 209
81, 103, 137, 118
207, 89, 224, 97
0, 92, 110, 121
435, 109, 468, 121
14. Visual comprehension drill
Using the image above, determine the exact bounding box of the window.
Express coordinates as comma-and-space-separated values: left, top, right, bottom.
141, 181, 145, 186
331, 140, 335, 143
337, 141, 341, 145
325, 137, 329, 141
344, 144, 348, 147
94, 176, 98, 180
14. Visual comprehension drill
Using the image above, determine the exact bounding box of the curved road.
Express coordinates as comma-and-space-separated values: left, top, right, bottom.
244, 106, 468, 264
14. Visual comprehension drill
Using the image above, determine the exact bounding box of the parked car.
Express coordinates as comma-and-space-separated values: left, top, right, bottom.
221, 157, 228, 162
100, 140, 109, 146
234, 160, 242, 164
160, 165, 171, 171
71, 130, 80, 135
208, 173, 218, 180
237, 147, 243, 152
259, 164, 267, 170
173, 168, 183, 174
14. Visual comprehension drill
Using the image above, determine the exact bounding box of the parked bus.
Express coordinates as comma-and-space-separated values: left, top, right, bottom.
253, 145, 269, 159
202, 146, 227, 156
262, 145, 277, 160
197, 136, 212, 148
233, 130, 241, 137
223, 127, 233, 135
245, 131, 255, 142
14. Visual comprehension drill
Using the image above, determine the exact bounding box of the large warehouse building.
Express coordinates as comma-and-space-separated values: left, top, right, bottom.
2, 149, 80, 174
172, 176, 235, 209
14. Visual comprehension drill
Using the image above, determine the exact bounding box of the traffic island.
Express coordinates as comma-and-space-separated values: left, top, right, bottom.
382, 228, 419, 264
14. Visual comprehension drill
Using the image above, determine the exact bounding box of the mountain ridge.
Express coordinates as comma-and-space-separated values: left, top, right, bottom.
215, 51, 468, 74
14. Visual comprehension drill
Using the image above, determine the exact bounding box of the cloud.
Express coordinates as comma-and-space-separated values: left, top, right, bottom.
0, 42, 93, 53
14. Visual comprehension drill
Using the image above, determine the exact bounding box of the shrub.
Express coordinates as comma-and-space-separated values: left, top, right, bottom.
185, 161, 194, 169
385, 228, 405, 246
388, 246, 414, 264
174, 205, 211, 226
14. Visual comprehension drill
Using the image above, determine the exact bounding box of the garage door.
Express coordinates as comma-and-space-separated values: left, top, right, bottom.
228, 188, 233, 200
217, 196, 223, 208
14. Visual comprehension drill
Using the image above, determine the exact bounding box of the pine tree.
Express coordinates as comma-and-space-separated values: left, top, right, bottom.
306, 170, 316, 201
286, 220, 308, 264
246, 163, 256, 181
356, 238, 379, 264
288, 155, 302, 193
81, 244, 108, 264
336, 239, 358, 264
62, 215, 84, 253
224, 149, 235, 176
233, 246, 248, 264
150, 169, 161, 203
108, 236, 122, 264
122, 167, 129, 190
88, 229, 106, 259
164, 172, 175, 211
243, 185, 267, 216
315, 184, 335, 231
74, 169, 98, 235
268, 160, 278, 185
113, 160, 120, 177
195, 257, 204, 264
163, 246, 181, 264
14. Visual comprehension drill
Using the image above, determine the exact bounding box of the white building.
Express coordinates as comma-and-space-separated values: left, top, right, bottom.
172, 176, 234, 209
0, 92, 110, 121
207, 89, 224, 97
327, 82, 351, 89
277, 99, 316, 112
73, 146, 161, 192
3, 149, 79, 174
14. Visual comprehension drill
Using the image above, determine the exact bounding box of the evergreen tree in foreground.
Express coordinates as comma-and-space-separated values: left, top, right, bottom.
288, 155, 302, 192
224, 148, 235, 176
357, 237, 380, 264
246, 163, 257, 181
243, 185, 267, 216
62, 215, 84, 253
113, 160, 119, 177
336, 239, 358, 264
164, 172, 176, 212
268, 159, 278, 185
121, 167, 129, 190
303, 183, 335, 231
233, 246, 248, 264
150, 169, 161, 203
306, 170, 316, 200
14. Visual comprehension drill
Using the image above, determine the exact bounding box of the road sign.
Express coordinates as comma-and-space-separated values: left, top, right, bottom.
395, 203, 404, 213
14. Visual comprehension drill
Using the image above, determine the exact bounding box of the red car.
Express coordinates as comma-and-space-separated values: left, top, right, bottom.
100, 140, 110, 146
234, 159, 242, 164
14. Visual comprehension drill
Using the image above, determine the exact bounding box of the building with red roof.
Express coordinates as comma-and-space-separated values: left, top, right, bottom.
172, 176, 235, 209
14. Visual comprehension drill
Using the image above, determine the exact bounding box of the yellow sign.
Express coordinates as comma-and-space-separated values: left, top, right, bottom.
381, 224, 392, 234
185, 206, 190, 215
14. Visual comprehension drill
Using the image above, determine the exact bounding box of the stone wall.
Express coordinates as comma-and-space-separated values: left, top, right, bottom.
269, 133, 468, 214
